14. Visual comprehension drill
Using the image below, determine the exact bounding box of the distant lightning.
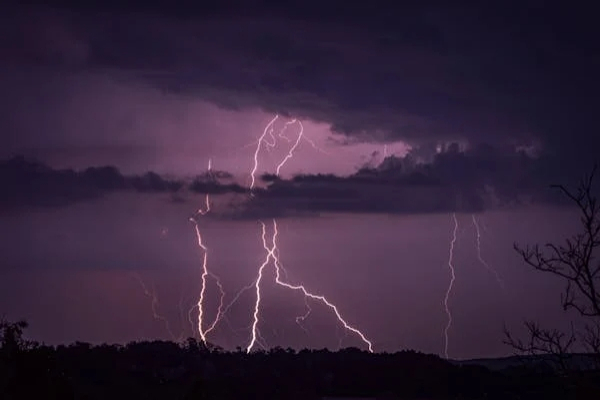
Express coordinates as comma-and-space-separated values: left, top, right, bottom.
131, 272, 183, 342
305, 138, 330, 155
443, 213, 458, 359
471, 215, 504, 289
247, 220, 373, 353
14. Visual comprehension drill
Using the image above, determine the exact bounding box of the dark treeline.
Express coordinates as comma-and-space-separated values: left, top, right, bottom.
2, 323, 600, 400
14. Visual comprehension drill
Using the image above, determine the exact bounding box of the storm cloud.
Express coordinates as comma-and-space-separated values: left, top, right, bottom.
238, 142, 573, 218
2, 2, 598, 168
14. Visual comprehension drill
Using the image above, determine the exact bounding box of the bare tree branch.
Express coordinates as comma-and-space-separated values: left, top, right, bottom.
506, 165, 600, 371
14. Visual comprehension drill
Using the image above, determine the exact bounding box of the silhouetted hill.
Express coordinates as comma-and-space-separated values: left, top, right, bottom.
454, 353, 600, 371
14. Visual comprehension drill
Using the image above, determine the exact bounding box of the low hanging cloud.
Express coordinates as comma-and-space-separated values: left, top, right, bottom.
0, 141, 588, 217
234, 143, 578, 219
0, 156, 247, 211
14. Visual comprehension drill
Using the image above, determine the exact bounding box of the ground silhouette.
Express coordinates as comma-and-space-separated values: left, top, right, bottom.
1, 320, 600, 399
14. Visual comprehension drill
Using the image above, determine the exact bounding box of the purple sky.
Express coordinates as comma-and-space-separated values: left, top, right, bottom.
0, 2, 598, 359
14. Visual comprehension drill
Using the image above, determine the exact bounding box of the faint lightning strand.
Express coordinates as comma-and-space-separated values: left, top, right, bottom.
302, 136, 330, 156
250, 115, 279, 189
471, 215, 504, 289
194, 159, 212, 217
278, 119, 297, 142
131, 273, 181, 342
203, 274, 226, 337
202, 279, 256, 335
295, 296, 312, 334
443, 213, 458, 359
275, 120, 304, 175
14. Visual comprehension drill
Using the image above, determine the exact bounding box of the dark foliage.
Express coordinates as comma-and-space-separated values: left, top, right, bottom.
2, 318, 600, 399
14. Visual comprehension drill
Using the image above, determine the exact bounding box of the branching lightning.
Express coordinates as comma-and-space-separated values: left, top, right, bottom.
250, 115, 327, 189
295, 297, 312, 334
181, 116, 366, 352
443, 213, 458, 359
131, 272, 184, 342
244, 115, 372, 353
247, 220, 373, 353
471, 215, 504, 289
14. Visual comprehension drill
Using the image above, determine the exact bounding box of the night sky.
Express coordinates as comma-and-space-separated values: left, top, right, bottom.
0, 1, 598, 360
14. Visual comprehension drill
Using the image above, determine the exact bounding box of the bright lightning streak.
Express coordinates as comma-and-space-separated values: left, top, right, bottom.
247, 222, 273, 352
190, 159, 226, 344
247, 220, 373, 353
443, 213, 458, 360
190, 221, 211, 343
471, 215, 504, 289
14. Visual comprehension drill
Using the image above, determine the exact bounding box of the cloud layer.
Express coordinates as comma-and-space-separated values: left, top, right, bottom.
0, 156, 246, 211
2, 3, 598, 163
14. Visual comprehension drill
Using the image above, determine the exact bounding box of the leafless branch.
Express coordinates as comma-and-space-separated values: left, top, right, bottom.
506, 165, 600, 370
503, 321, 576, 371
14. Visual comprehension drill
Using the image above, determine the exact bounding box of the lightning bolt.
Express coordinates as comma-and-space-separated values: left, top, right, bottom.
295, 297, 312, 334
471, 215, 504, 289
275, 120, 303, 175
250, 115, 279, 190
245, 116, 372, 352
131, 272, 183, 342
247, 220, 373, 353
250, 115, 326, 189
190, 159, 226, 344
443, 213, 458, 359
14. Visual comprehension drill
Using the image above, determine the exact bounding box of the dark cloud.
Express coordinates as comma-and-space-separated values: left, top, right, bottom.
0, 156, 245, 211
2, 2, 598, 166
2, 141, 589, 217
189, 178, 247, 195
235, 144, 579, 218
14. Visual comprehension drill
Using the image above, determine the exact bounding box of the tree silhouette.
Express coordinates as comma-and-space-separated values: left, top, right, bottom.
504, 166, 600, 370
0, 318, 31, 357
